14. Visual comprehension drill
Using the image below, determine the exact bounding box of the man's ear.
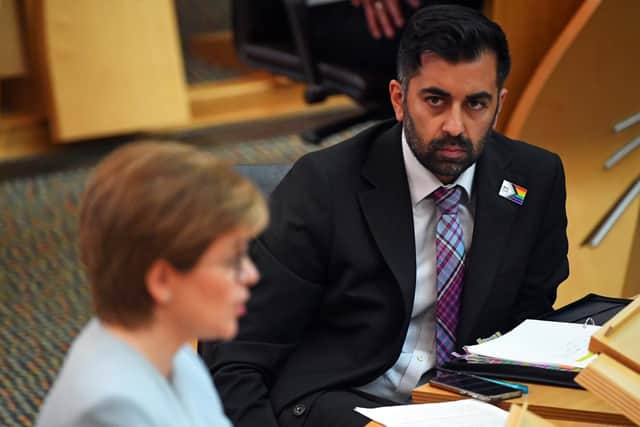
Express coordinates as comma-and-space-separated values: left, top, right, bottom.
389, 79, 405, 122
493, 87, 508, 129
146, 259, 177, 305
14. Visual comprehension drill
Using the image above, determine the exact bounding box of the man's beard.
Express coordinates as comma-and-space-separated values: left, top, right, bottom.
404, 107, 493, 180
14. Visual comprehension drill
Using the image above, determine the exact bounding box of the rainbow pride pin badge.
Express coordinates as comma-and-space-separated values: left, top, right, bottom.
498, 179, 527, 205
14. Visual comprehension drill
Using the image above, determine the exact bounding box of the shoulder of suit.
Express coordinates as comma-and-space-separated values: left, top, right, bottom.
297, 120, 399, 164
284, 120, 399, 186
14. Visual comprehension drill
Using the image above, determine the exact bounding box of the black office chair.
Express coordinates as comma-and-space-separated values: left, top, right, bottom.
232, 0, 393, 144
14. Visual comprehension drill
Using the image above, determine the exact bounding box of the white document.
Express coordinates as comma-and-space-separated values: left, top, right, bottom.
355, 399, 508, 427
464, 319, 600, 369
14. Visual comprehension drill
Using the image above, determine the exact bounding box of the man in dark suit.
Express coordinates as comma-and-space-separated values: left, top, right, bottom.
201, 5, 569, 427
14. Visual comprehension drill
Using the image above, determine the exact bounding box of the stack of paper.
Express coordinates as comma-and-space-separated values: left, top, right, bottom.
355, 399, 508, 427
460, 319, 600, 371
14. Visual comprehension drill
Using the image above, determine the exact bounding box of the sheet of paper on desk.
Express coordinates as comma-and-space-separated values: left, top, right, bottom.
464, 319, 600, 369
354, 399, 508, 427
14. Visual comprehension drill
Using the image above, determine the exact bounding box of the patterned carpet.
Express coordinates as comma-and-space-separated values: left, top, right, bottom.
0, 126, 368, 426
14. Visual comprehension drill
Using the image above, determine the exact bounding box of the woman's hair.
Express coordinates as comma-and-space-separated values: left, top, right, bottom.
397, 4, 511, 89
78, 141, 268, 328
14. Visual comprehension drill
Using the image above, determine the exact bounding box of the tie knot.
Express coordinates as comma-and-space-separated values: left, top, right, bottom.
431, 186, 462, 214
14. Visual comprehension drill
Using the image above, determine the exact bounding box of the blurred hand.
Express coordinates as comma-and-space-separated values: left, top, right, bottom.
352, 0, 421, 39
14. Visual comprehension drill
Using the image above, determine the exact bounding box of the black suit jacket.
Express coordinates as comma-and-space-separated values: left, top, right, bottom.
201, 121, 569, 427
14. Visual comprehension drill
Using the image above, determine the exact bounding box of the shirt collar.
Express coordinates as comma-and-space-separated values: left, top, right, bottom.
401, 128, 476, 206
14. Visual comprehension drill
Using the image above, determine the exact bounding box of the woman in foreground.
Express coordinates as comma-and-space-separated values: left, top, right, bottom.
36, 142, 268, 427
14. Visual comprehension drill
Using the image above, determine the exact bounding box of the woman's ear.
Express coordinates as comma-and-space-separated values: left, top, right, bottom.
145, 259, 177, 304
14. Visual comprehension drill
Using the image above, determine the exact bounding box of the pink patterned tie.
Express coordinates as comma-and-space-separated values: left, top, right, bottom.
431, 186, 465, 365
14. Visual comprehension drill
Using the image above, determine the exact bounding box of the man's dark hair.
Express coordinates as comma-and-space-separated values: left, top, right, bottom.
397, 4, 511, 89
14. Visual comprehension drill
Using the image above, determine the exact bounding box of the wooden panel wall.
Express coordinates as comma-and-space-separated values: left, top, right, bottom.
506, 0, 640, 305
0, 0, 27, 78
486, 0, 584, 132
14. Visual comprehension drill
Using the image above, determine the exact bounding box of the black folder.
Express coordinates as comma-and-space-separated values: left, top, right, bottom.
444, 294, 633, 389
538, 293, 632, 326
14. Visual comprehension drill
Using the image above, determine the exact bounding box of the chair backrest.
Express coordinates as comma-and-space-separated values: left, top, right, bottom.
231, 0, 385, 104
234, 163, 292, 197
232, 0, 293, 52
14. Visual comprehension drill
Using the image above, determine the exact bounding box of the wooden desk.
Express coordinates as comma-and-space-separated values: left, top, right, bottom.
408, 383, 633, 426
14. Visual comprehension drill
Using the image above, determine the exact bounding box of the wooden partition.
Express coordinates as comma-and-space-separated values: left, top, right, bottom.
485, 0, 583, 131
505, 0, 640, 305
36, 0, 190, 140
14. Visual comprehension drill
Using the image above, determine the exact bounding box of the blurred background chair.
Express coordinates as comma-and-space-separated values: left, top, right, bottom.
234, 163, 292, 196
232, 0, 394, 144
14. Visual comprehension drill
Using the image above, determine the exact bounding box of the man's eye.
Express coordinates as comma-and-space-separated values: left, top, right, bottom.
467, 100, 488, 111
425, 96, 444, 107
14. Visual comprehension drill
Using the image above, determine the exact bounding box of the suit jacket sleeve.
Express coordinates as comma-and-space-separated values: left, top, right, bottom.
511, 153, 569, 325
201, 154, 331, 427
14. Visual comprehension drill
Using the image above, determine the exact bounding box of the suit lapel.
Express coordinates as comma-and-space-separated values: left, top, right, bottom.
457, 134, 524, 347
359, 123, 416, 318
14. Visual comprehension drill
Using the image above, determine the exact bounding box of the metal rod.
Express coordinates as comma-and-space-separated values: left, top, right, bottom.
583, 177, 640, 247
604, 136, 640, 169
613, 112, 640, 133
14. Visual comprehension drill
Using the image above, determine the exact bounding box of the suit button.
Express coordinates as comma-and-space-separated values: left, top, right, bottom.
293, 404, 306, 416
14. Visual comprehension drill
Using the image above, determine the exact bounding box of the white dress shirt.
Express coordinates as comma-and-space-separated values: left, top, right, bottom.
357, 130, 476, 402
